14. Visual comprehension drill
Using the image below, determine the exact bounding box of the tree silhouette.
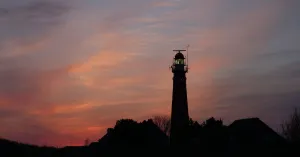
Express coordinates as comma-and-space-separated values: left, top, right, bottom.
281, 108, 300, 143
189, 118, 200, 127
152, 115, 171, 136
202, 117, 223, 128
115, 119, 138, 127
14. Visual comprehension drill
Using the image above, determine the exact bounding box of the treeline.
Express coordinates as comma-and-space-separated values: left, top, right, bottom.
0, 108, 300, 157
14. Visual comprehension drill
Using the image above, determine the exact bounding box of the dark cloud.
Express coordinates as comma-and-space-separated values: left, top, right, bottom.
0, 1, 69, 20
0, 0, 70, 46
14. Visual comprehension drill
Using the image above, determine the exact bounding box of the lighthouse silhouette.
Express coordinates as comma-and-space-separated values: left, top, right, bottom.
170, 49, 190, 147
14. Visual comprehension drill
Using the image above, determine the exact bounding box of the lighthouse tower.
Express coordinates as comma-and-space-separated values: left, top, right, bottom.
170, 49, 190, 147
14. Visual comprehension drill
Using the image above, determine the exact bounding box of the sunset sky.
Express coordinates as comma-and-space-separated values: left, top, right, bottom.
0, 0, 300, 147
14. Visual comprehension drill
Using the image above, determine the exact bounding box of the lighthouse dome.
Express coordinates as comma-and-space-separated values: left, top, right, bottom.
174, 52, 185, 59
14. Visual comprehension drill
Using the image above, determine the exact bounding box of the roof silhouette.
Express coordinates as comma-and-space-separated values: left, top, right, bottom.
229, 118, 278, 134
227, 118, 286, 155
229, 118, 285, 141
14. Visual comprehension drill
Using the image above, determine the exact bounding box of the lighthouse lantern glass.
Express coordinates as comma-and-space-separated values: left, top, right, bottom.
175, 59, 184, 65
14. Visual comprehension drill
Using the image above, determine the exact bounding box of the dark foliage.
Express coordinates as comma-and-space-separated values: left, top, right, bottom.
281, 108, 300, 143
0, 117, 294, 157
0, 138, 57, 157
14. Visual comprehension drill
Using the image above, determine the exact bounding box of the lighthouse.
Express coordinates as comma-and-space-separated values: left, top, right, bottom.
170, 49, 190, 147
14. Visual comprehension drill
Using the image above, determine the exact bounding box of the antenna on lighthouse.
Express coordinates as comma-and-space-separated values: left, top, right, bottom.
186, 44, 190, 71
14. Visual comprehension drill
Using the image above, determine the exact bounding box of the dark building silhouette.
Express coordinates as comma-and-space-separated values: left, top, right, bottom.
227, 118, 287, 155
170, 50, 190, 147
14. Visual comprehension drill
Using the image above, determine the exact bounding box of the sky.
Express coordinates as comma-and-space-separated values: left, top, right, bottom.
0, 0, 300, 147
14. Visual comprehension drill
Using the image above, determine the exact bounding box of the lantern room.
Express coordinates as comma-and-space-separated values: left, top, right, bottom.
174, 52, 185, 65
171, 50, 188, 73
